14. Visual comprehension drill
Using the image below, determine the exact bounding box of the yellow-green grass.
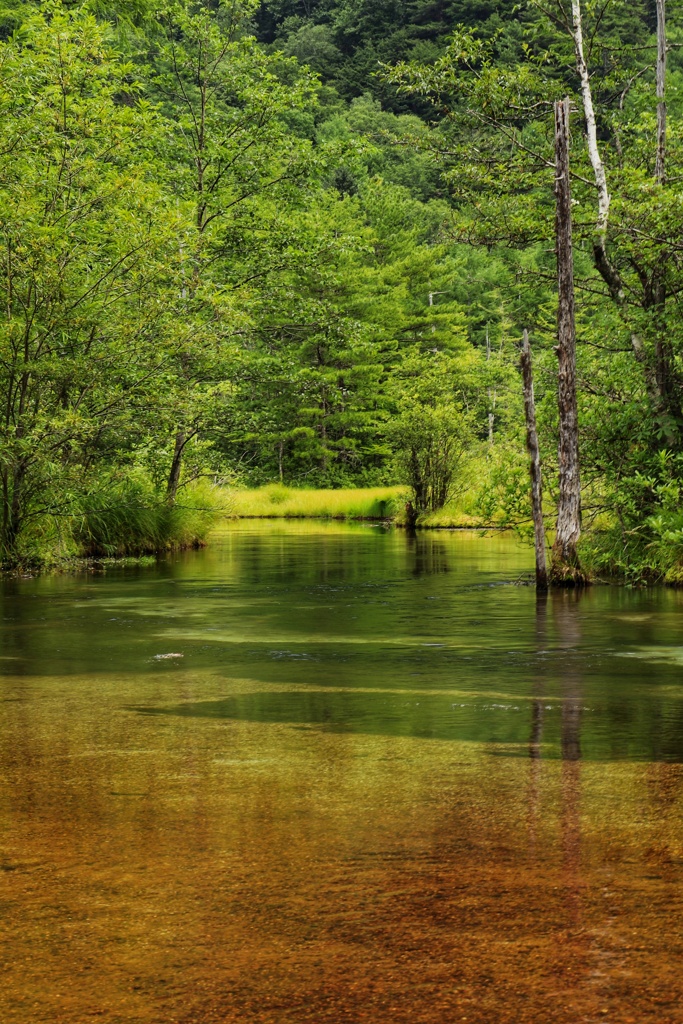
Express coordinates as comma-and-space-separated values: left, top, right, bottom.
228, 485, 407, 520
227, 484, 488, 527
416, 506, 485, 528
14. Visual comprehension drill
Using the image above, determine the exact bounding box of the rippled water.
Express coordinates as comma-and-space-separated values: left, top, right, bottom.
2, 522, 683, 1023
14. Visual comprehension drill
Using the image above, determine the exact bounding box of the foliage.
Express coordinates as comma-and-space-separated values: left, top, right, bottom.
256, 0, 521, 108
2, 0, 683, 580
0, 4, 180, 563
389, 403, 470, 516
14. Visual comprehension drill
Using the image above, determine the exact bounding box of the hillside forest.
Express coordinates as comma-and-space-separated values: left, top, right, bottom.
1, 0, 683, 581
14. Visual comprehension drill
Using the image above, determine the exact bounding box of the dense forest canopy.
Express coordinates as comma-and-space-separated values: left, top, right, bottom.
1, 0, 682, 580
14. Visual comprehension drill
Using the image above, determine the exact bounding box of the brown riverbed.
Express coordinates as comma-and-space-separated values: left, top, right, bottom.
2, 524, 683, 1023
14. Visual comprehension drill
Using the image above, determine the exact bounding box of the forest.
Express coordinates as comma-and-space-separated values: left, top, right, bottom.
1, 0, 682, 582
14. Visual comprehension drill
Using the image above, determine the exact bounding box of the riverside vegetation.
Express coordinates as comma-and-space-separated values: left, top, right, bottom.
2, 0, 683, 582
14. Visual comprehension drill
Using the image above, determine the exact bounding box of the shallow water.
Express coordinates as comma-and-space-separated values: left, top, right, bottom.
2, 522, 683, 1022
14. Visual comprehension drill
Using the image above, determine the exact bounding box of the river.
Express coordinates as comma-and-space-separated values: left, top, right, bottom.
1, 522, 683, 1022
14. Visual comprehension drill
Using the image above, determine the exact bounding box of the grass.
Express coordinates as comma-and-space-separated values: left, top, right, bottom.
228, 484, 407, 520
3, 476, 231, 571
75, 478, 230, 557
416, 505, 487, 528
227, 483, 487, 527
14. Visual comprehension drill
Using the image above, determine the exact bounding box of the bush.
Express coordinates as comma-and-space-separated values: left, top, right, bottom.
389, 403, 469, 517
580, 451, 683, 583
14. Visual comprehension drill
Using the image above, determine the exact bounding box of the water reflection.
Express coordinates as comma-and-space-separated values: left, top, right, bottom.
529, 590, 548, 762
3, 524, 683, 768
405, 531, 451, 576
527, 593, 547, 858
554, 590, 585, 932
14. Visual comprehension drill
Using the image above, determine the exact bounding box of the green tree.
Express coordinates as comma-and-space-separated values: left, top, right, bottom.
0, 4, 180, 562
390, 403, 470, 519
382, 2, 683, 569
142, 0, 320, 498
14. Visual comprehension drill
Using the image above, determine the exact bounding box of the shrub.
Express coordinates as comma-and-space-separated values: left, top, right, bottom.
389, 403, 469, 517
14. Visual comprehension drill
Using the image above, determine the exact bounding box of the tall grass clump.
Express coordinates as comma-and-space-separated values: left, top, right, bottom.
75, 473, 228, 557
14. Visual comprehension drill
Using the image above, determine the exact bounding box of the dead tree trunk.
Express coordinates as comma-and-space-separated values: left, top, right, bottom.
486, 325, 495, 443
277, 440, 284, 483
552, 99, 585, 586
405, 501, 418, 531
520, 329, 548, 591
166, 431, 187, 504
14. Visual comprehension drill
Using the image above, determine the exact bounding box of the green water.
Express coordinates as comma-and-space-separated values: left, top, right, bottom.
3, 521, 683, 762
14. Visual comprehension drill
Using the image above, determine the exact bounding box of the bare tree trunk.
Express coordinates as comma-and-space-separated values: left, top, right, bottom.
552, 99, 585, 585
166, 431, 187, 504
405, 500, 418, 531
520, 329, 548, 591
567, 4, 623, 320
570, 0, 620, 295
277, 440, 284, 483
656, 0, 667, 184
486, 325, 495, 443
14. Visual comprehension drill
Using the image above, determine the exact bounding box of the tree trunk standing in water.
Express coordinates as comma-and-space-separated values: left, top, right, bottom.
405, 501, 418, 531
520, 330, 548, 591
552, 98, 584, 585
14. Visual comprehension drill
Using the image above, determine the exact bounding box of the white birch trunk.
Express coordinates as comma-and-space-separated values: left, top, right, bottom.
570, 0, 624, 304
571, 0, 610, 241
552, 98, 584, 585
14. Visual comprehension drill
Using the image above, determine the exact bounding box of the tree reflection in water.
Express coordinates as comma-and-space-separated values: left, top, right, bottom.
405, 531, 450, 576
554, 589, 585, 934
527, 589, 586, 924
527, 591, 547, 858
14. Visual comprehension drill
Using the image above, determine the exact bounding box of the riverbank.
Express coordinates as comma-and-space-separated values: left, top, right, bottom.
5, 479, 682, 586
0, 479, 227, 572
226, 486, 683, 585
1, 482, 486, 574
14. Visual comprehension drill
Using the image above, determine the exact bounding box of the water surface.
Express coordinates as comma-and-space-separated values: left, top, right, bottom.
2, 523, 683, 1022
